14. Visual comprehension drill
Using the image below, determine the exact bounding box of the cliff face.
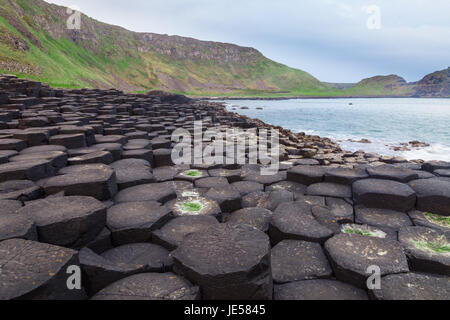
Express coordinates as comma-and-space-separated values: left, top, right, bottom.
0, 0, 448, 97
343, 75, 415, 97
0, 0, 327, 94
414, 67, 450, 98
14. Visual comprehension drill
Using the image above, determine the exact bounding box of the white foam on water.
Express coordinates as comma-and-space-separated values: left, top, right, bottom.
222, 99, 450, 162
401, 143, 450, 162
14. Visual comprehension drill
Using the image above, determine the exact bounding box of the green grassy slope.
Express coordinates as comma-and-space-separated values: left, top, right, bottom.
0, 0, 338, 95
0, 0, 446, 97
344, 75, 414, 97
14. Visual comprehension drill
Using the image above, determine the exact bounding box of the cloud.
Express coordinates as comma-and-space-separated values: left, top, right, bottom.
45, 0, 450, 82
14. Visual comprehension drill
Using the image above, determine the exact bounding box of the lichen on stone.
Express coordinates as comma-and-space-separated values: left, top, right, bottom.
341, 224, 386, 239
423, 212, 450, 228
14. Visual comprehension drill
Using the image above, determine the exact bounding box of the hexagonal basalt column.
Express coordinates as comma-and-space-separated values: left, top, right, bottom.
172, 223, 272, 300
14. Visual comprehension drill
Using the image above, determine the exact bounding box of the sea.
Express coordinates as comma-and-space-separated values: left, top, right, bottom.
220, 98, 450, 162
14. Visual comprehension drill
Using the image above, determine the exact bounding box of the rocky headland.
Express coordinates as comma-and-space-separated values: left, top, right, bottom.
0, 74, 449, 300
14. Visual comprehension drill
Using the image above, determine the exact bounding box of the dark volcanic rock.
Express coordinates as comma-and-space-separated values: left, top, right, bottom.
0, 160, 54, 182
153, 166, 179, 182
0, 138, 27, 151
172, 223, 272, 300
325, 233, 409, 288
0, 199, 22, 215
0, 239, 85, 300
68, 150, 114, 165
204, 185, 242, 213
226, 207, 273, 232
79, 247, 143, 295
275, 279, 368, 300
287, 165, 326, 185
110, 159, 154, 190
242, 170, 286, 187
372, 273, 450, 300
408, 210, 450, 235
398, 226, 449, 275
265, 181, 307, 197
324, 167, 369, 185
101, 243, 173, 272
271, 240, 332, 284
152, 215, 220, 250
269, 201, 334, 244
49, 133, 86, 149
409, 178, 450, 216
367, 164, 419, 183
306, 182, 352, 198
422, 161, 450, 173
194, 176, 228, 189
231, 181, 264, 195
91, 273, 199, 300
106, 201, 173, 245
355, 206, 413, 233
18, 196, 107, 249
114, 182, 182, 204
353, 179, 416, 212
0, 180, 43, 201
42, 164, 117, 201
0, 213, 37, 241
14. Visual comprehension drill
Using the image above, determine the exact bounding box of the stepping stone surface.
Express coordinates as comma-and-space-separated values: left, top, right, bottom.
372, 273, 450, 300
408, 210, 450, 235
18, 196, 107, 248
43, 164, 118, 200
324, 167, 369, 185
226, 207, 273, 232
275, 279, 369, 300
409, 178, 450, 216
79, 247, 143, 295
0, 239, 84, 300
0, 180, 42, 201
101, 243, 173, 272
287, 165, 326, 185
306, 182, 352, 198
91, 273, 199, 300
325, 233, 409, 288
0, 160, 54, 182
0, 214, 37, 241
107, 201, 172, 245
355, 207, 413, 233
271, 240, 332, 283
353, 179, 416, 212
114, 182, 180, 204
367, 164, 419, 183
398, 226, 450, 275
152, 215, 220, 250
270, 201, 334, 244
172, 223, 272, 300
0, 76, 448, 300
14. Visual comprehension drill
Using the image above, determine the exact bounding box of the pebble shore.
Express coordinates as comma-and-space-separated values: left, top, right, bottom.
0, 74, 449, 300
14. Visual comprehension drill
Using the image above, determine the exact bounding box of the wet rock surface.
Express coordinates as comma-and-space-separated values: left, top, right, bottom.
0, 76, 448, 300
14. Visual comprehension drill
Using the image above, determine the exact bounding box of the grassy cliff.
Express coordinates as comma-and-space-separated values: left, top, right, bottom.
0, 0, 338, 95
0, 0, 447, 97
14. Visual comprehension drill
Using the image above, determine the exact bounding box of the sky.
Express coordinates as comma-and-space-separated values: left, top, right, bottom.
47, 0, 450, 83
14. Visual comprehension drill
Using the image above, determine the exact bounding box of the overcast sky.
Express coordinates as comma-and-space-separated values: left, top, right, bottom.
47, 0, 450, 83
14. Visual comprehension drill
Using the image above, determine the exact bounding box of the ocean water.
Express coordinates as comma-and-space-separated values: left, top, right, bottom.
220, 98, 450, 162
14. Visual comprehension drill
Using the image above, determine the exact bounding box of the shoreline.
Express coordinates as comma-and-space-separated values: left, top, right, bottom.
1, 74, 449, 301
216, 99, 450, 163
194, 95, 450, 101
